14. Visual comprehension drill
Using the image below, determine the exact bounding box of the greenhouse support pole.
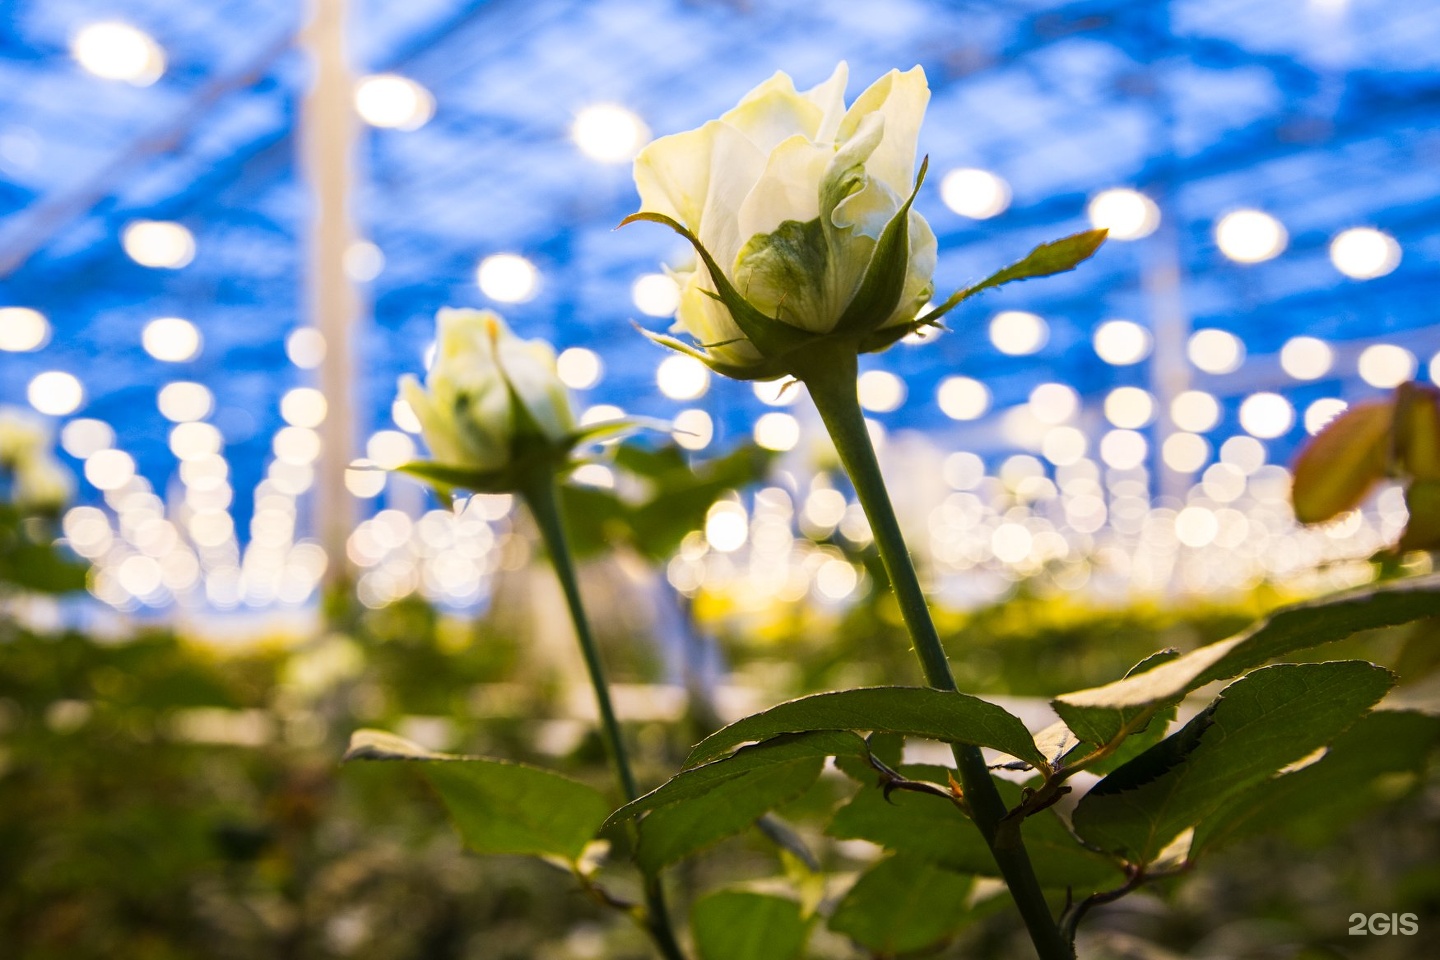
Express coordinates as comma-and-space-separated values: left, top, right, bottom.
1144, 216, 1191, 507
300, 0, 360, 588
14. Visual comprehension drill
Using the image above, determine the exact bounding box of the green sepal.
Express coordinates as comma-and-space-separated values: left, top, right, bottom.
396, 460, 513, 494
635, 324, 789, 382
917, 228, 1108, 327
566, 416, 674, 448
832, 156, 929, 337
857, 315, 947, 355
619, 211, 815, 361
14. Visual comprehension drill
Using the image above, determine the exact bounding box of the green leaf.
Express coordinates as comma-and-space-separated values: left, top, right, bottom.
343, 729, 608, 864
692, 890, 810, 960
833, 157, 928, 337
1193, 709, 1440, 856
685, 687, 1045, 769
918, 229, 1107, 326
1053, 575, 1440, 745
558, 441, 773, 562
609, 732, 861, 874
1052, 649, 1181, 750
828, 854, 975, 955
609, 731, 865, 826
828, 763, 1125, 891
1072, 661, 1395, 865
0, 538, 88, 594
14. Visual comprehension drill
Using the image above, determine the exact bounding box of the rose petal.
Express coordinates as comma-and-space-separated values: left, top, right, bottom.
836, 66, 930, 202
804, 61, 850, 143
722, 70, 825, 151
736, 134, 831, 252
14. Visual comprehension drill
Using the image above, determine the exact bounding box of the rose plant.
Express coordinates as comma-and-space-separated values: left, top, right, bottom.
350, 65, 1440, 960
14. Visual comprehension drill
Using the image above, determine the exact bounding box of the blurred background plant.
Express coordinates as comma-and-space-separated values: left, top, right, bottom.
3, 431, 1437, 959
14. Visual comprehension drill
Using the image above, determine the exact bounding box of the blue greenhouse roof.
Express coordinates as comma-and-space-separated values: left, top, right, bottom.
1, 0, 1438, 610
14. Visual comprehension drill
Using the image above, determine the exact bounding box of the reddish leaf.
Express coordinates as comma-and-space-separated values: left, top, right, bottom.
1394, 382, 1440, 481
1291, 399, 1393, 524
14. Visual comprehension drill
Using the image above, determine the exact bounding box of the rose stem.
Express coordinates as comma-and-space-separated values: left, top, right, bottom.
798, 346, 1073, 960
522, 472, 689, 960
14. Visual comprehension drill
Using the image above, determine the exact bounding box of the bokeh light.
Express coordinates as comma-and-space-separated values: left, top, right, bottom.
1357, 344, 1415, 388
1330, 227, 1400, 279
989, 310, 1048, 355
754, 412, 800, 452
937, 377, 990, 420
1093, 319, 1151, 365
940, 168, 1011, 219
1028, 383, 1078, 424
477, 253, 539, 302
157, 382, 213, 422
355, 75, 434, 130
858, 370, 906, 413
286, 328, 326, 369
673, 409, 713, 451
28, 371, 84, 416
704, 501, 748, 552
142, 317, 202, 362
1163, 432, 1210, 472
557, 347, 603, 389
1087, 188, 1159, 240
281, 387, 327, 428
573, 104, 649, 162
1279, 336, 1333, 380
72, 22, 164, 85
60, 419, 114, 459
1171, 390, 1221, 432
0, 307, 50, 352
1214, 209, 1287, 263
1104, 387, 1155, 429
632, 273, 681, 317
1099, 429, 1147, 469
123, 221, 195, 269
656, 355, 709, 400
1239, 392, 1294, 439
1187, 328, 1245, 374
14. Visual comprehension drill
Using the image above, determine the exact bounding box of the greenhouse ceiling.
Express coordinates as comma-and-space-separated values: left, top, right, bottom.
1, 0, 1437, 613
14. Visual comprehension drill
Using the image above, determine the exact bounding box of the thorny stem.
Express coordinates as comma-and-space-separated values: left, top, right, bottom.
521, 471, 688, 960
798, 346, 1074, 960
1058, 862, 1193, 943
1011, 706, 1163, 822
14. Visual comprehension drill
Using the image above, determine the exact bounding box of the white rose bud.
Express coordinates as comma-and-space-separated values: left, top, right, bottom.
631, 62, 936, 374
399, 309, 576, 474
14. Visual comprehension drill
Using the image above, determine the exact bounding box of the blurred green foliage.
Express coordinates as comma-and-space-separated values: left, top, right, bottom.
1, 441, 1437, 958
